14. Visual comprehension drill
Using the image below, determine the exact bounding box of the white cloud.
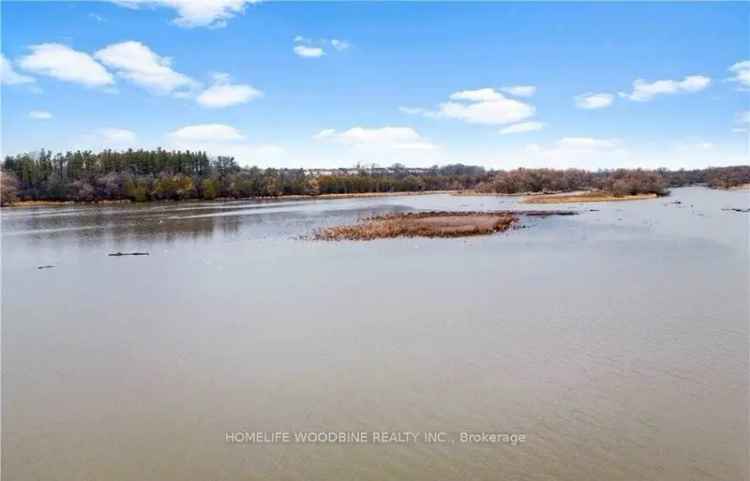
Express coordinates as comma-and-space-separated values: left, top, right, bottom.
293, 36, 349, 58
89, 13, 106, 22
95, 41, 196, 95
406, 88, 535, 126
165, 123, 289, 166
169, 123, 245, 142
331, 39, 350, 51
314, 126, 436, 150
575, 92, 614, 110
557, 137, 620, 150
19, 43, 113, 87
439, 95, 535, 125
196, 73, 262, 108
449, 88, 503, 102
728, 60, 750, 88
1, 54, 35, 85
74, 127, 139, 151
499, 121, 544, 135
621, 75, 711, 101
499, 85, 536, 97
98, 128, 137, 144
28, 110, 53, 120
293, 45, 325, 58
112, 0, 256, 28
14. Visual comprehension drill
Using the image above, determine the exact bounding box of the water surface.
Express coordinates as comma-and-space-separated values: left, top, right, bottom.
2, 187, 748, 480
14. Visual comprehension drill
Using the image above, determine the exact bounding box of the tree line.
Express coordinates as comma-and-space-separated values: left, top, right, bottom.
475, 168, 669, 195
0, 149, 487, 205
1, 149, 748, 206
476, 166, 750, 195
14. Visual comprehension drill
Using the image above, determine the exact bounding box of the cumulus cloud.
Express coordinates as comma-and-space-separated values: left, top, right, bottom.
29, 110, 53, 120
75, 127, 138, 151
438, 89, 536, 125
403, 88, 535, 126
165, 123, 289, 166
314, 126, 436, 150
112, 0, 256, 28
575, 92, 614, 110
196, 73, 262, 108
449, 88, 503, 102
293, 45, 325, 58
499, 85, 536, 97
95, 41, 197, 95
19, 43, 113, 87
169, 123, 245, 142
499, 121, 544, 135
557, 137, 620, 150
620, 75, 711, 101
98, 128, 137, 144
1, 54, 35, 85
292, 36, 349, 58
728, 60, 750, 88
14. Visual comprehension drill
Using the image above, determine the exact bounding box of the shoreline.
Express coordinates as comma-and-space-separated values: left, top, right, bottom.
2, 190, 452, 209
4, 184, 745, 209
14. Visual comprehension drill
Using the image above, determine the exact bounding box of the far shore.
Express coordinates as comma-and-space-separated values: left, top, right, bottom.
452, 190, 583, 198
4, 184, 745, 209
2, 190, 452, 208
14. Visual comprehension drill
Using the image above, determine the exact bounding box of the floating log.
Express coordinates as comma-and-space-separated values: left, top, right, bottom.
37, 265, 55, 270
108, 252, 150, 256
722, 208, 750, 213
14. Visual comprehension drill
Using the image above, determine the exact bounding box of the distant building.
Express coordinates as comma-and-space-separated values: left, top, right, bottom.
304, 166, 434, 177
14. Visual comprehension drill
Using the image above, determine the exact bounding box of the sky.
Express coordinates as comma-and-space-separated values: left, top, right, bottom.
1, 1, 748, 169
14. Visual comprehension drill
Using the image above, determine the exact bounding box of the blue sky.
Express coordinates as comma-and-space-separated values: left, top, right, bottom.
1, 1, 748, 169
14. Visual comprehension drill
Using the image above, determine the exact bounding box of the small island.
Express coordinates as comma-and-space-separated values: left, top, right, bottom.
313, 210, 576, 240
522, 191, 659, 204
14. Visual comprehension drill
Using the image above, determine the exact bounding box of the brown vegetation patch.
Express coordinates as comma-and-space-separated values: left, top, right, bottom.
313, 210, 576, 240
314, 212, 517, 240
522, 191, 658, 204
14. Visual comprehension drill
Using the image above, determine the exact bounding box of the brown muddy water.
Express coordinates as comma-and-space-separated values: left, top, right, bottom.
2, 187, 748, 480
